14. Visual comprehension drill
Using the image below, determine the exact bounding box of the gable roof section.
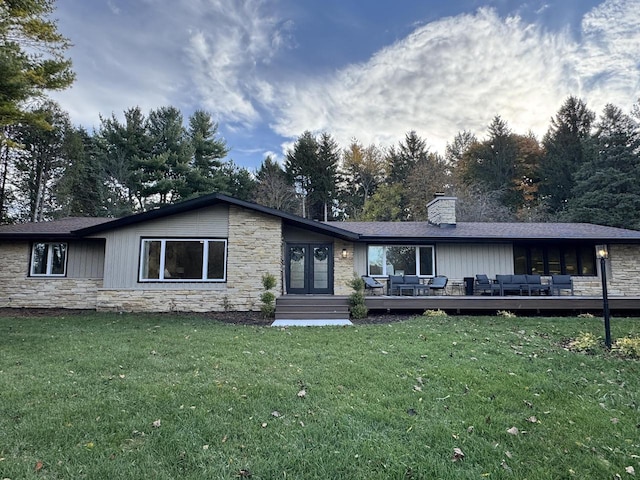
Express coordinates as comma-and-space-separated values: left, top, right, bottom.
73, 194, 361, 241
326, 221, 640, 243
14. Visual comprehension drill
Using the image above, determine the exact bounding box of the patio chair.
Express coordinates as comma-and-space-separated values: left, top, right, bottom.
428, 275, 448, 295
388, 275, 404, 295
475, 274, 500, 295
362, 276, 384, 295
550, 275, 573, 295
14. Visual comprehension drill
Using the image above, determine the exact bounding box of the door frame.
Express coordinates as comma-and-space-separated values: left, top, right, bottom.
285, 243, 334, 294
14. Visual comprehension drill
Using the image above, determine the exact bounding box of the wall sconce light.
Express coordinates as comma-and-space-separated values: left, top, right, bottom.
596, 244, 609, 259
342, 248, 348, 259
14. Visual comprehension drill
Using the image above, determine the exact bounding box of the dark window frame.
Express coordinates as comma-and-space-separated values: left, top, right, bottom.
513, 243, 596, 276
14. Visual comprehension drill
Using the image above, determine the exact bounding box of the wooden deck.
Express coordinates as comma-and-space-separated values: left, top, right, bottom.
364, 294, 640, 315
275, 294, 640, 319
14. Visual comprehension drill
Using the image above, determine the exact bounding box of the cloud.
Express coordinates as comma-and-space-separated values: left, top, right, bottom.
183, 0, 293, 126
266, 1, 639, 155
268, 8, 576, 153
574, 0, 640, 112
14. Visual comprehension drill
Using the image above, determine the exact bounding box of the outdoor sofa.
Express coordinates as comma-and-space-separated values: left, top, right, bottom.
495, 274, 551, 296
388, 275, 448, 296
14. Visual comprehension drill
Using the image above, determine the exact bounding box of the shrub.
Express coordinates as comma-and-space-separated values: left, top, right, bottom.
613, 337, 640, 359
260, 273, 277, 318
568, 332, 600, 353
348, 274, 368, 319
497, 310, 516, 318
423, 309, 447, 317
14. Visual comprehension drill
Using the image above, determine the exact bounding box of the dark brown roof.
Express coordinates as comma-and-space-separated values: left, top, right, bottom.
0, 217, 113, 240
325, 221, 640, 243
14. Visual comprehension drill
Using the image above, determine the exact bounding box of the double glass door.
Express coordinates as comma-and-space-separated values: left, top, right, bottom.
286, 243, 333, 294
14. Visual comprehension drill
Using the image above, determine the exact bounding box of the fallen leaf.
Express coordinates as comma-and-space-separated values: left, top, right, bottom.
271, 411, 281, 418
507, 426, 519, 435
407, 408, 417, 416
222, 435, 228, 443
35, 460, 44, 472
237, 468, 252, 477
203, 444, 209, 450
467, 426, 474, 433
152, 419, 161, 428
527, 416, 538, 423
297, 389, 306, 398
451, 447, 465, 462
505, 451, 513, 459
261, 422, 267, 428
611, 417, 620, 424
413, 385, 422, 392
626, 466, 636, 475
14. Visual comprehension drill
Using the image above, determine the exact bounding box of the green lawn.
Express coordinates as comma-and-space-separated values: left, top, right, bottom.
0, 312, 639, 479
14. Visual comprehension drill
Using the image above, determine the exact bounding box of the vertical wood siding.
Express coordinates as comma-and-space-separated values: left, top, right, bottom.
67, 240, 105, 278
100, 206, 229, 289
436, 243, 513, 279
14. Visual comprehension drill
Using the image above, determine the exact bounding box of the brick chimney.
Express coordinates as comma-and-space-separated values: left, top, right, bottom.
427, 193, 457, 228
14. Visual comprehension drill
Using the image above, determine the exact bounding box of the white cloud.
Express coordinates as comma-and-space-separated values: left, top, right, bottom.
268, 8, 577, 153
266, 1, 639, 155
183, 0, 293, 126
574, 0, 640, 113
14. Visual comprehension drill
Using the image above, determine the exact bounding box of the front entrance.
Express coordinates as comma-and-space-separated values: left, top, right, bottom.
286, 243, 333, 294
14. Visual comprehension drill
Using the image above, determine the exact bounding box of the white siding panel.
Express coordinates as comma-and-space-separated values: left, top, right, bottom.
436, 243, 514, 279
102, 206, 229, 288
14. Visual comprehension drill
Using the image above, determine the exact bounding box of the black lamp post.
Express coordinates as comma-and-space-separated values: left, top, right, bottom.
596, 245, 612, 349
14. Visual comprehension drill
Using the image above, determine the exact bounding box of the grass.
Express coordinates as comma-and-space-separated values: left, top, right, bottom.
0, 312, 639, 479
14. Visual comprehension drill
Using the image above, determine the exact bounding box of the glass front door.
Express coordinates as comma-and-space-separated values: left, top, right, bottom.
286, 243, 333, 294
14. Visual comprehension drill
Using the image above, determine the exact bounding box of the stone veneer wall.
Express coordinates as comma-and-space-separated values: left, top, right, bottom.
96, 205, 283, 312
333, 240, 356, 296
426, 196, 457, 226
0, 242, 101, 309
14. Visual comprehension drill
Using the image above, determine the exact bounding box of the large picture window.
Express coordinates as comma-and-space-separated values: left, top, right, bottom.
368, 245, 434, 277
30, 242, 67, 276
139, 239, 227, 282
514, 244, 595, 276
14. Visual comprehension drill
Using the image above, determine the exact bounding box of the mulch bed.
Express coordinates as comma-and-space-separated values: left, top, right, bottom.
0, 308, 416, 325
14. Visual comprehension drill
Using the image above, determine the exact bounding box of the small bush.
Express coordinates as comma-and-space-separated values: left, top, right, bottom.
613, 337, 640, 359
350, 303, 368, 320
348, 274, 368, 319
568, 332, 600, 353
578, 313, 595, 318
262, 273, 277, 290
497, 310, 516, 318
423, 309, 447, 317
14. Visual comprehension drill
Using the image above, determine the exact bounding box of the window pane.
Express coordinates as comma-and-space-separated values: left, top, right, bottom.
564, 249, 578, 276
207, 241, 226, 280
368, 246, 384, 276
166, 241, 203, 279
530, 247, 544, 274
313, 246, 329, 289
419, 247, 434, 276
579, 245, 595, 275
513, 246, 527, 274
31, 243, 48, 275
386, 246, 416, 275
547, 247, 561, 275
289, 246, 306, 289
141, 241, 161, 279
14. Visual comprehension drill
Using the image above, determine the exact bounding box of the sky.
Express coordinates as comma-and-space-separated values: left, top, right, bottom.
50, 0, 640, 171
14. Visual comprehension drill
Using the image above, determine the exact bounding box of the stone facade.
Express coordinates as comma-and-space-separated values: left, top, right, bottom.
96, 205, 284, 312
0, 242, 101, 309
427, 196, 457, 226
333, 240, 356, 296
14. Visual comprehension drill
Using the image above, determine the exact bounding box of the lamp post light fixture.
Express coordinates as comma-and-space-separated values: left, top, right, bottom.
596, 245, 612, 349
341, 248, 348, 259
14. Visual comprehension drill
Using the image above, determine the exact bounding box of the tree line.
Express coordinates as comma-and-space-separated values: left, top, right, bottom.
2, 2, 640, 229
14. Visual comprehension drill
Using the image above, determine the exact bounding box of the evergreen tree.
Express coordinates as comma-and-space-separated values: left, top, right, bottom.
13, 100, 69, 221
538, 96, 595, 214
312, 132, 340, 220
566, 104, 640, 229
284, 131, 318, 219
55, 127, 106, 217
